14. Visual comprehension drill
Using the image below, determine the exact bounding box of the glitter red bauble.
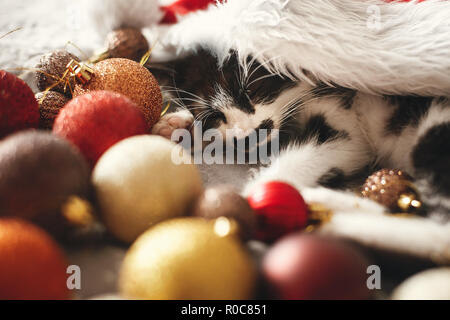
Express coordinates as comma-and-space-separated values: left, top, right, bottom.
0, 218, 70, 300
53, 91, 148, 168
0, 70, 39, 138
262, 234, 372, 300
246, 181, 308, 242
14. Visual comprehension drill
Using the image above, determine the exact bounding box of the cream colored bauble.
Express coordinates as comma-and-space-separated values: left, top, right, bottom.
92, 135, 203, 243
119, 218, 256, 300
392, 268, 450, 300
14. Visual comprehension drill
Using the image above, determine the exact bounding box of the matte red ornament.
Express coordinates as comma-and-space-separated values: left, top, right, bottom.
262, 234, 372, 300
0, 70, 39, 138
53, 91, 148, 168
247, 181, 308, 242
0, 218, 70, 300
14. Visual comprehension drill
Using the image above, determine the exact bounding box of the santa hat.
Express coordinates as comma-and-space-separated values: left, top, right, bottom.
158, 0, 450, 96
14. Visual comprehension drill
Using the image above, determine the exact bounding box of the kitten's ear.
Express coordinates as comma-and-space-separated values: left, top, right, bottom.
146, 62, 177, 87
146, 49, 220, 90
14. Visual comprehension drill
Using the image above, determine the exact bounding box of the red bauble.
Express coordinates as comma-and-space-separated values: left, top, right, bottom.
247, 181, 308, 242
53, 91, 148, 168
263, 234, 372, 300
0, 70, 39, 138
0, 218, 70, 300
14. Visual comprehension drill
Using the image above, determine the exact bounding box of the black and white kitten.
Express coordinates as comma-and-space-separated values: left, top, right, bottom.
149, 49, 450, 217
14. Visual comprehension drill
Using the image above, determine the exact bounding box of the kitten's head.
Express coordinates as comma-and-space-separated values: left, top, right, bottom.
151, 49, 300, 147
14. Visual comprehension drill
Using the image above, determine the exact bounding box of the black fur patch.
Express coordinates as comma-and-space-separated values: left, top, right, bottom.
310, 83, 356, 110
318, 168, 346, 189
300, 114, 350, 145
257, 119, 274, 131
412, 122, 450, 195
385, 96, 433, 135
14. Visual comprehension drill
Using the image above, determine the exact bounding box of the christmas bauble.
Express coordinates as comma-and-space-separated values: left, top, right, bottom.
53, 91, 148, 168
105, 28, 149, 61
246, 181, 308, 242
0, 218, 70, 300
0, 70, 39, 138
35, 50, 80, 95
0, 131, 90, 230
92, 135, 203, 243
73, 58, 162, 128
263, 234, 371, 300
392, 268, 450, 300
119, 218, 256, 300
35, 91, 69, 130
193, 185, 256, 241
361, 169, 421, 213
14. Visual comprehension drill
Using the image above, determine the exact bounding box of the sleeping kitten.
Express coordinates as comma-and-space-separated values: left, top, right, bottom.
148, 49, 450, 218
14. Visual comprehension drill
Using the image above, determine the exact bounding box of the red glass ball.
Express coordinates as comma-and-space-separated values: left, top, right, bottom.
53, 90, 148, 168
263, 234, 372, 300
0, 70, 39, 138
247, 181, 308, 242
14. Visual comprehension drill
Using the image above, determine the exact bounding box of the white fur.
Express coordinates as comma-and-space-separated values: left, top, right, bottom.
156, 0, 450, 96
82, 0, 164, 38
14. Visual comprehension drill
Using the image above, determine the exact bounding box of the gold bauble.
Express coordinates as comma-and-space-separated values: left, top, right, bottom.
119, 218, 256, 300
73, 58, 162, 128
92, 135, 203, 243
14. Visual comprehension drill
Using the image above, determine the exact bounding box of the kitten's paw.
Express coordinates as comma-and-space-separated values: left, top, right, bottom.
151, 110, 194, 139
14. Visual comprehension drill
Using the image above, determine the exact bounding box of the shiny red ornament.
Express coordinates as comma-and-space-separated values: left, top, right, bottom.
0, 70, 39, 138
53, 91, 148, 168
246, 181, 308, 242
263, 234, 372, 300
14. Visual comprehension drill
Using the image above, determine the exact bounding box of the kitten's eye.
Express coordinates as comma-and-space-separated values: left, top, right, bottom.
211, 110, 227, 124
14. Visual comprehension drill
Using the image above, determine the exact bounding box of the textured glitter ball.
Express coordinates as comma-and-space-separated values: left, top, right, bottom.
105, 28, 150, 61
73, 58, 162, 129
53, 91, 148, 168
0, 70, 39, 138
35, 50, 80, 96
361, 169, 420, 212
119, 218, 256, 300
35, 91, 69, 130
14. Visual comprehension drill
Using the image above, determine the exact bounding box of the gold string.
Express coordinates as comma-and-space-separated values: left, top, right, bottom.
0, 27, 22, 40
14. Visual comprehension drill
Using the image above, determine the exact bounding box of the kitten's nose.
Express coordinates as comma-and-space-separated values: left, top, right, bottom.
229, 126, 254, 140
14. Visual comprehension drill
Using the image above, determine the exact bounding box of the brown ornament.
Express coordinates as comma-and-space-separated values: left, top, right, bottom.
106, 28, 149, 62
0, 130, 91, 235
35, 50, 80, 96
73, 58, 162, 129
361, 169, 422, 213
35, 91, 69, 130
193, 185, 257, 241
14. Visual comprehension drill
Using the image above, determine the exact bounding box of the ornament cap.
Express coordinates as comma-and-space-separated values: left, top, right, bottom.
66, 59, 94, 85
214, 217, 240, 238
62, 196, 95, 228
397, 192, 422, 212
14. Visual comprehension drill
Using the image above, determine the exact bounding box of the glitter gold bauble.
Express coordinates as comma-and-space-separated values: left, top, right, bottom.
119, 218, 256, 300
73, 58, 162, 129
92, 135, 203, 243
105, 28, 149, 62
36, 50, 80, 96
0, 218, 70, 300
35, 91, 69, 130
361, 169, 422, 213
